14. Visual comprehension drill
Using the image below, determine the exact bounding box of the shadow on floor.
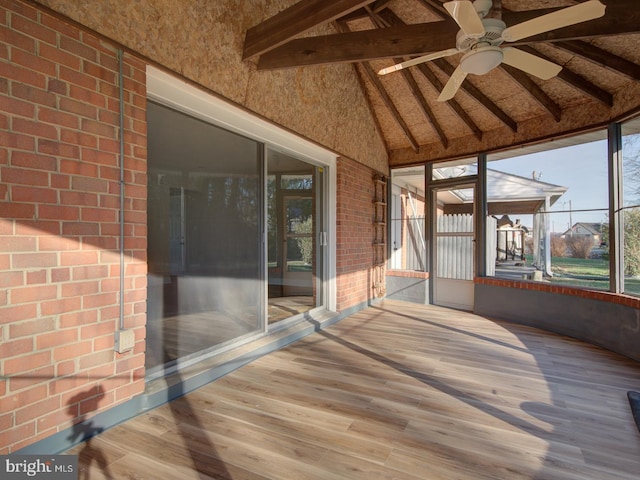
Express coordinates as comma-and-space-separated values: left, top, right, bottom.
67, 386, 113, 480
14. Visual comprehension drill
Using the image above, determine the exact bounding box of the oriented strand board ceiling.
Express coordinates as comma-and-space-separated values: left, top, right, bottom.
243, 0, 640, 166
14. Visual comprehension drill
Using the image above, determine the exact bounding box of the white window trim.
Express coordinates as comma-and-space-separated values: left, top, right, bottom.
146, 66, 337, 312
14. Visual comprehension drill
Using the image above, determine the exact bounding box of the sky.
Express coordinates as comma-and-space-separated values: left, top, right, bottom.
489, 139, 609, 232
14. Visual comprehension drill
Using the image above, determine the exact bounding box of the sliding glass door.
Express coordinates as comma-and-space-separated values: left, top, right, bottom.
146, 102, 330, 378
146, 101, 263, 377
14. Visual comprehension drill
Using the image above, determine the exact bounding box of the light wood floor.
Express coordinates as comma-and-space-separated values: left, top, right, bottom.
145, 296, 314, 371
67, 300, 640, 479
268, 295, 314, 324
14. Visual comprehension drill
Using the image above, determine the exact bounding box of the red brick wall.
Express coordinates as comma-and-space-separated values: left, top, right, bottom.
476, 276, 640, 309
0, 0, 147, 453
336, 157, 383, 310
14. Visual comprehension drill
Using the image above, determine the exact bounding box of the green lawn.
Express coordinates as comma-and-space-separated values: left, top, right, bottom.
551, 256, 608, 277
542, 255, 640, 296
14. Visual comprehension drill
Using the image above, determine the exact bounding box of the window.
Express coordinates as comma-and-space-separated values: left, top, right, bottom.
621, 117, 640, 297
486, 133, 610, 290
390, 118, 640, 300
432, 158, 478, 181
390, 166, 426, 271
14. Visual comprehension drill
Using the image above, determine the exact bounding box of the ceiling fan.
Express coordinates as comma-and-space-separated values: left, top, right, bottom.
378, 0, 606, 102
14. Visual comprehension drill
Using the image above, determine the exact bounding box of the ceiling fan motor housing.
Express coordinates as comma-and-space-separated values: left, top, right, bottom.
456, 18, 506, 51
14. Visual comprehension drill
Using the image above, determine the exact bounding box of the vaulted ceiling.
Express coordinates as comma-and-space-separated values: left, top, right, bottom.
243, 0, 640, 167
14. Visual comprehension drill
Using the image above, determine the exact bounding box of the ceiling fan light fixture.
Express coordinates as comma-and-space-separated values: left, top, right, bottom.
460, 46, 503, 75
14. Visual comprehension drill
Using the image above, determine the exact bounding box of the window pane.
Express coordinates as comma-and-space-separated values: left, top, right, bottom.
146, 102, 262, 375
622, 117, 640, 297
432, 158, 477, 180
267, 150, 319, 324
281, 174, 313, 190
286, 198, 312, 234
487, 133, 610, 290
267, 175, 278, 266
390, 167, 426, 271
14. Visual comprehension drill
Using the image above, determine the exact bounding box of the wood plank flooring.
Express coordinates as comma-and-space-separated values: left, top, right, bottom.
67, 300, 640, 479
268, 295, 314, 324
145, 296, 314, 370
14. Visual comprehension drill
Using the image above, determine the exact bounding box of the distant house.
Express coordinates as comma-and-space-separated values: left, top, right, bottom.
562, 222, 603, 245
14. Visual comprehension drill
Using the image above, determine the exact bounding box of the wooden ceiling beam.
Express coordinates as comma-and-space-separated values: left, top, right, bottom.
337, 8, 371, 23
333, 21, 390, 152
255, 0, 640, 69
518, 45, 613, 107
376, 10, 482, 141
256, 21, 457, 69
502, 0, 640, 43
371, 0, 394, 14
500, 65, 562, 122
554, 40, 640, 82
415, 63, 483, 141
430, 58, 518, 133
365, 5, 387, 28
396, 61, 449, 148
351, 66, 391, 153
361, 62, 420, 152
243, 0, 375, 60
332, 9, 419, 151
487, 0, 502, 20
414, 0, 448, 18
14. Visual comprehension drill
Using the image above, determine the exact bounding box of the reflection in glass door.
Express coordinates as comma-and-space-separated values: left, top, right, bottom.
284, 197, 313, 296
432, 185, 475, 310
267, 150, 325, 326
168, 187, 185, 275
146, 101, 263, 378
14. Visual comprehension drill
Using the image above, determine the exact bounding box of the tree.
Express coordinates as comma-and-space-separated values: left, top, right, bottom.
623, 132, 640, 276
295, 217, 313, 266
623, 133, 640, 201
550, 234, 567, 257
624, 208, 640, 276
565, 235, 594, 259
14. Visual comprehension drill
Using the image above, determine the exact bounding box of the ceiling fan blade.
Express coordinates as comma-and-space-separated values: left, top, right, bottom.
378, 48, 459, 75
438, 66, 468, 102
501, 0, 606, 42
444, 1, 485, 37
501, 47, 562, 80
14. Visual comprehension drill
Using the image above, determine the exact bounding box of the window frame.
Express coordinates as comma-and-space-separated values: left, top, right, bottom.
388, 115, 640, 298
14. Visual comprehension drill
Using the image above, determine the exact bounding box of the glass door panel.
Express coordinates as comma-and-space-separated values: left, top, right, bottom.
433, 185, 475, 310
146, 101, 263, 378
266, 150, 324, 326
284, 196, 313, 295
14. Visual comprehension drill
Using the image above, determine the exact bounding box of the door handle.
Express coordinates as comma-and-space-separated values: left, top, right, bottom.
319, 232, 327, 246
